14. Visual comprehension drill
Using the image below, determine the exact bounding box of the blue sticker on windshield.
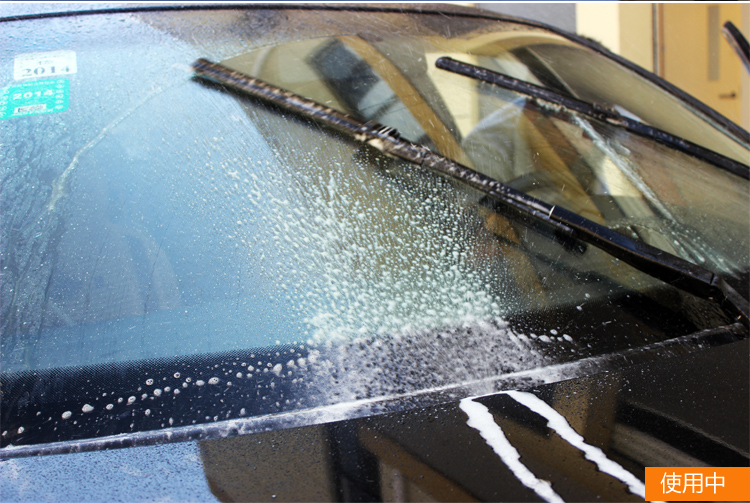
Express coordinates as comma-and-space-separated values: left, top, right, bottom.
0, 78, 69, 119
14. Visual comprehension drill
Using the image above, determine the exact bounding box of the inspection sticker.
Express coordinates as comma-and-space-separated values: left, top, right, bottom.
0, 79, 69, 120
14, 50, 77, 80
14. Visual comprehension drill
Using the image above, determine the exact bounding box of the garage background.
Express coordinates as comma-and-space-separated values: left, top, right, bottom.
476, 2, 750, 132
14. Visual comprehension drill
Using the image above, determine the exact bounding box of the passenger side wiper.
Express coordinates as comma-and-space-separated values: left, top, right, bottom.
723, 21, 750, 76
191, 58, 749, 328
435, 56, 750, 180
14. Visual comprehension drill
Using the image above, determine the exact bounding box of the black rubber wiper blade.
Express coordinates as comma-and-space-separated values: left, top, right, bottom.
435, 56, 750, 180
191, 58, 749, 327
723, 21, 750, 76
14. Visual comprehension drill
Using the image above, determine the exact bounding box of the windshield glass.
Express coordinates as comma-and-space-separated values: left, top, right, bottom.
219, 29, 749, 295
475, 43, 750, 164
1, 6, 747, 453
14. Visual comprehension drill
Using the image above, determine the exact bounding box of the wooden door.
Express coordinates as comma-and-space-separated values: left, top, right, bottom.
659, 3, 744, 125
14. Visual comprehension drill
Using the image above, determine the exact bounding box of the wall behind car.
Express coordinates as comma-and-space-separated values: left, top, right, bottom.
474, 2, 576, 33
655, 3, 748, 129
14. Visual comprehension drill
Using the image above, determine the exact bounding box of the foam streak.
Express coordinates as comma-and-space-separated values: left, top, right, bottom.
504, 390, 646, 498
459, 398, 565, 503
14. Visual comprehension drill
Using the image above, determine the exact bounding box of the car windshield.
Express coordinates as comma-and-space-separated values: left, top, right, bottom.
1, 6, 748, 454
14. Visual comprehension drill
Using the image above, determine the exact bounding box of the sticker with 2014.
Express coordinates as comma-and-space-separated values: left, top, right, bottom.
13, 50, 77, 80
0, 79, 69, 120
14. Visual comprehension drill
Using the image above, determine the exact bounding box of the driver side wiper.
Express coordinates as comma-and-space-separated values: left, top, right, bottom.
435, 56, 750, 180
191, 58, 749, 328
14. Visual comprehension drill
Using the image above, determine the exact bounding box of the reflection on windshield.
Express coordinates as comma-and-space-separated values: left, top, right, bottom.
459, 83, 749, 279
1, 7, 746, 453
481, 43, 750, 165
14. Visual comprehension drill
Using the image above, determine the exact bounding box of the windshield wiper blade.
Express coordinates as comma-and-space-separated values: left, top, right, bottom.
191, 58, 749, 328
435, 56, 750, 180
723, 21, 750, 76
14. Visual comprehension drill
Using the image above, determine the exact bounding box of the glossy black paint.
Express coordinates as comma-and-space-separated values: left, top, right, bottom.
0, 345, 311, 449
2, 308, 742, 457
197, 338, 749, 502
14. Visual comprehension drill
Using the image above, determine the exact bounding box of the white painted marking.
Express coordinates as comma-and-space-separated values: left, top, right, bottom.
459, 398, 565, 503
504, 391, 646, 498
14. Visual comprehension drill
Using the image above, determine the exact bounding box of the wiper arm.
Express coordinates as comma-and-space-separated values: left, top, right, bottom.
723, 21, 750, 76
435, 56, 750, 180
191, 58, 749, 328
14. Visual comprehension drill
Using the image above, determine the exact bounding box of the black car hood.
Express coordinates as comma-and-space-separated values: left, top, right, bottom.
196, 336, 748, 502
